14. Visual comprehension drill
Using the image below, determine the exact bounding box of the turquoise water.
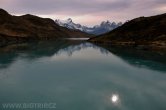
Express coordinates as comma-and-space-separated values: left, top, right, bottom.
0, 41, 166, 110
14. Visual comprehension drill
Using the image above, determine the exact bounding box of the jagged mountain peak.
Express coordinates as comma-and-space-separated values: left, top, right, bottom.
55, 18, 123, 35
117, 22, 123, 25
0, 9, 91, 47
67, 18, 72, 23
90, 13, 166, 50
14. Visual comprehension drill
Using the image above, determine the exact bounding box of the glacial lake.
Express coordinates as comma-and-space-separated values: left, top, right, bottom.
0, 40, 166, 110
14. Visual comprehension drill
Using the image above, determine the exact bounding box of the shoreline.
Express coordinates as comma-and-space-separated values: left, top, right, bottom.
89, 40, 166, 51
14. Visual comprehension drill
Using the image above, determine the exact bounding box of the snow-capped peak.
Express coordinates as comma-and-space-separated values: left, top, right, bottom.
66, 18, 72, 23
55, 18, 123, 35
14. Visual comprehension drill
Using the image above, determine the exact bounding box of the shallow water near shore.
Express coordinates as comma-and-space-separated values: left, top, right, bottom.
0, 40, 166, 110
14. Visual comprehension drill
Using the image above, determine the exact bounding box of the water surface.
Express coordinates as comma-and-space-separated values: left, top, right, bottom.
0, 40, 166, 110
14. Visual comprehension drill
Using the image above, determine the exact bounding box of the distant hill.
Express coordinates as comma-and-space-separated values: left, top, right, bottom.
55, 18, 122, 35
0, 9, 91, 47
90, 13, 166, 50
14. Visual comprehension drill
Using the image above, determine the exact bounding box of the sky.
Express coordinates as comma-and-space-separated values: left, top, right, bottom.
0, 0, 166, 26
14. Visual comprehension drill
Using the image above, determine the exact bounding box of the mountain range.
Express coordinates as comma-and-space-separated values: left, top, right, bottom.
90, 13, 166, 50
55, 18, 122, 35
0, 9, 91, 47
0, 8, 166, 50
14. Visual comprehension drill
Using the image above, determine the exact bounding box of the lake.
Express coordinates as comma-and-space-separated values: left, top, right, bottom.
0, 40, 166, 110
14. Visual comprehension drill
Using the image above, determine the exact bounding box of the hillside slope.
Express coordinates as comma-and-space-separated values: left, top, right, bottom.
90, 13, 166, 49
0, 9, 91, 46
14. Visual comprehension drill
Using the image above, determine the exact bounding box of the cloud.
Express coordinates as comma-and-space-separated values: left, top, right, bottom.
3, 0, 130, 15
0, 0, 166, 26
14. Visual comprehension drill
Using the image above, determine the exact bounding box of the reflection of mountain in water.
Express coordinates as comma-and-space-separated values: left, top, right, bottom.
0, 40, 108, 70
56, 42, 109, 56
0, 40, 76, 69
97, 45, 166, 72
0, 52, 18, 69
0, 40, 166, 72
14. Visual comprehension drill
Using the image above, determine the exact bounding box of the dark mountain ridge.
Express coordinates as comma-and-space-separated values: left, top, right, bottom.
90, 13, 166, 50
0, 9, 91, 47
